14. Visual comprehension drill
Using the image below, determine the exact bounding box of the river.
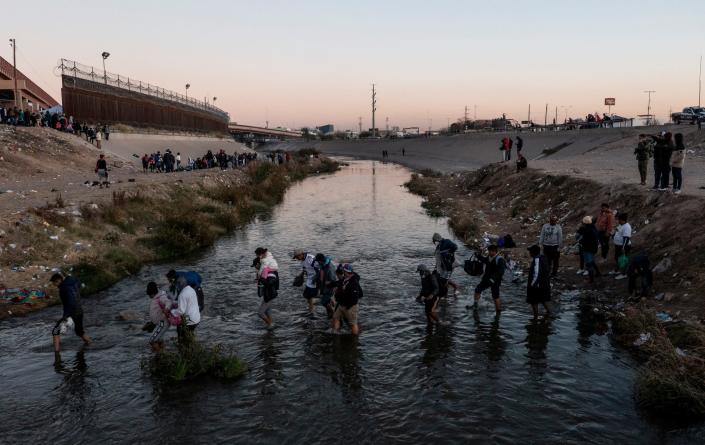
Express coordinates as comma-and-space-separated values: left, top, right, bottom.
0, 160, 701, 444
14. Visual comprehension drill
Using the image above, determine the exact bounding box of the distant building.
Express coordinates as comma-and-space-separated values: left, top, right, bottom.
0, 56, 59, 111
317, 124, 335, 135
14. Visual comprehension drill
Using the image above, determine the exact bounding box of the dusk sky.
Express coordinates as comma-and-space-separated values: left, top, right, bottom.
5, 1, 705, 129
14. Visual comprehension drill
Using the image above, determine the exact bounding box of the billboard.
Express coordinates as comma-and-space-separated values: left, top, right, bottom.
604, 98, 616, 106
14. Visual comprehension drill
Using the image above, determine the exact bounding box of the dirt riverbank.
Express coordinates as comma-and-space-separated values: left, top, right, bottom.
0, 127, 337, 319
406, 163, 705, 420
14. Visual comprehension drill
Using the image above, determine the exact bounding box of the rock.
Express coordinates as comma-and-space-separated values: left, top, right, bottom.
664, 293, 675, 302
117, 310, 142, 321
633, 332, 652, 347
652, 258, 672, 274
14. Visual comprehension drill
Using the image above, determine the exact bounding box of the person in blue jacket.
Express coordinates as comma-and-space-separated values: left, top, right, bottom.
50, 273, 92, 353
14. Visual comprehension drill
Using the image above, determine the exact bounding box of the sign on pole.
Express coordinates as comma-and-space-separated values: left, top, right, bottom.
604, 98, 616, 106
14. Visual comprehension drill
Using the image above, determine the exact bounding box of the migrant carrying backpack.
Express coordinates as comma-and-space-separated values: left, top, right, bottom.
180, 271, 204, 312
464, 255, 484, 276
439, 239, 458, 271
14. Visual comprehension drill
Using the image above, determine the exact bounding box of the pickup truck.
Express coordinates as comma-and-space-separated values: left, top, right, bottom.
671, 107, 705, 124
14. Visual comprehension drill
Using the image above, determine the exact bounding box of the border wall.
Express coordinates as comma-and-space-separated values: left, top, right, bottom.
59, 60, 228, 133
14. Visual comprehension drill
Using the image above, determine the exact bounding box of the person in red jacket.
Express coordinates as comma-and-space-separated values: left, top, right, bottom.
595, 203, 615, 260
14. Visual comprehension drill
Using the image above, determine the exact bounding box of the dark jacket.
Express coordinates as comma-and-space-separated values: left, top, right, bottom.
420, 271, 440, 298
528, 255, 551, 295
480, 254, 506, 284
577, 223, 599, 254
338, 273, 362, 308
59, 276, 82, 318
651, 137, 674, 166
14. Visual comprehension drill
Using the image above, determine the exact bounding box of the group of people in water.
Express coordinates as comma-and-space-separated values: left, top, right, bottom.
49, 200, 645, 352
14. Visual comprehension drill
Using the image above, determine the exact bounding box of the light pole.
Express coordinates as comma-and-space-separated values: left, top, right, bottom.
9, 39, 18, 109
644, 90, 655, 125
101, 51, 110, 85
185, 83, 190, 100
213, 96, 217, 108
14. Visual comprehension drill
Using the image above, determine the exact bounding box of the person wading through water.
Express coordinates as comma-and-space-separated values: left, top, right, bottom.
50, 273, 92, 353
432, 233, 459, 297
526, 245, 552, 320
473, 245, 506, 315
292, 249, 320, 314
255, 247, 279, 328
416, 264, 442, 324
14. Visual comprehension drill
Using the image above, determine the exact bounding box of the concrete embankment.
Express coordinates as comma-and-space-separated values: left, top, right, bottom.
270, 125, 705, 195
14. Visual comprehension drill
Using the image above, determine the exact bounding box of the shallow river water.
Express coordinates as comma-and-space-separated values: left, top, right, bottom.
0, 161, 702, 444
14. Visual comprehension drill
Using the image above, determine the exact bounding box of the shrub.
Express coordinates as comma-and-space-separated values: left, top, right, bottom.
72, 261, 118, 295
146, 214, 217, 259
103, 247, 142, 275
143, 340, 247, 383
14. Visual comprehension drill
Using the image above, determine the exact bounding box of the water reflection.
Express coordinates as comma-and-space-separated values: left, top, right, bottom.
472, 310, 507, 364
524, 320, 552, 377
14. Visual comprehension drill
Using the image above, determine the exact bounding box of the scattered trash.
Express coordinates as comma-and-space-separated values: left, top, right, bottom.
655, 292, 665, 301
633, 332, 652, 347
676, 347, 687, 357
656, 312, 673, 322
652, 257, 672, 274
8, 243, 16, 249
49, 235, 59, 240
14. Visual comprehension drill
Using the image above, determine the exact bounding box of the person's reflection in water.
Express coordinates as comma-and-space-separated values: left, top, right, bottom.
524, 320, 553, 378
473, 310, 507, 364
575, 297, 609, 349
259, 330, 283, 396
420, 323, 453, 370
53, 348, 92, 415
331, 335, 363, 401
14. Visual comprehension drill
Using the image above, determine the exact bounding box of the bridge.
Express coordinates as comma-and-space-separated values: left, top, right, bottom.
228, 123, 302, 140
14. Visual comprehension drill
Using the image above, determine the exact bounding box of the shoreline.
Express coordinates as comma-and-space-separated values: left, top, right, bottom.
0, 151, 338, 320
403, 162, 705, 421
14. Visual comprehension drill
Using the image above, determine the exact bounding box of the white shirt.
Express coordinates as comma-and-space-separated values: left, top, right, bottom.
302, 253, 318, 288
531, 257, 540, 287
258, 252, 279, 278
613, 223, 632, 246
171, 285, 201, 325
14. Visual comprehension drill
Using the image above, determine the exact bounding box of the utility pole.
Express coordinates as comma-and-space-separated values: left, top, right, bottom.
699, 55, 702, 107
385, 116, 389, 135
464, 105, 468, 127
528, 104, 531, 123
9, 38, 18, 109
371, 83, 377, 138
644, 90, 655, 125
554, 106, 558, 126
474, 105, 477, 120
358, 116, 362, 134
544, 103, 548, 127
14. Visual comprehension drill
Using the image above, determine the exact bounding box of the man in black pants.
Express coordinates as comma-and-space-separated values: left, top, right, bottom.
416, 264, 441, 324
50, 273, 92, 353
473, 245, 506, 314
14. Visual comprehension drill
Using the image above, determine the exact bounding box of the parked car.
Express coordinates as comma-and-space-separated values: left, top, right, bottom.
671, 107, 705, 124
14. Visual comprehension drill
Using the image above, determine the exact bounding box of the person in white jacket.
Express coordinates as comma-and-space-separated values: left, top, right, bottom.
255, 247, 279, 328
171, 276, 201, 343
145, 281, 173, 352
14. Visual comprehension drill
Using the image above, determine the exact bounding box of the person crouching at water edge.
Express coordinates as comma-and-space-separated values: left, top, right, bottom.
292, 249, 320, 314
333, 264, 362, 335
50, 273, 91, 353
416, 264, 442, 325
254, 247, 279, 329
144, 282, 174, 352
526, 245, 552, 320
472, 245, 506, 315
171, 276, 201, 343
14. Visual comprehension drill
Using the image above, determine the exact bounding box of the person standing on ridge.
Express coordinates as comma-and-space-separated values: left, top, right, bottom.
538, 215, 562, 277
671, 133, 686, 194
516, 135, 524, 155
634, 134, 653, 186
96, 154, 109, 189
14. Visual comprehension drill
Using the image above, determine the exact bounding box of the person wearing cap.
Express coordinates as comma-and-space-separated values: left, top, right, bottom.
576, 216, 600, 283
255, 248, 279, 328
292, 249, 320, 314
417, 264, 441, 324
472, 245, 506, 314
166, 269, 204, 311
526, 245, 551, 320
333, 264, 362, 335
315, 253, 338, 319
432, 233, 459, 297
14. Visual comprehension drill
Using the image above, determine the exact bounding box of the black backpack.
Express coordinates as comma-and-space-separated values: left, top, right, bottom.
464, 257, 484, 276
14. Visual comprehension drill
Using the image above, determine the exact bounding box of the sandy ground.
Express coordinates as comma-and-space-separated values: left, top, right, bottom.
270, 125, 705, 196
0, 126, 252, 216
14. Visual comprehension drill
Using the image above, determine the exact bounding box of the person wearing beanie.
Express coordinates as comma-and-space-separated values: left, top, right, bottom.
576, 216, 600, 283
416, 264, 441, 324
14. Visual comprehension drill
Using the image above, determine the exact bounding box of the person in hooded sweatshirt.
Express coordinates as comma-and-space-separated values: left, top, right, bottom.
576, 216, 600, 283
171, 276, 201, 343
333, 264, 362, 335
416, 264, 441, 324
50, 273, 92, 353
315, 253, 338, 319
526, 245, 552, 319
671, 133, 686, 194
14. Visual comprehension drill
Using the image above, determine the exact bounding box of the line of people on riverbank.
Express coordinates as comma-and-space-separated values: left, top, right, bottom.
635, 132, 687, 194
140, 150, 259, 173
